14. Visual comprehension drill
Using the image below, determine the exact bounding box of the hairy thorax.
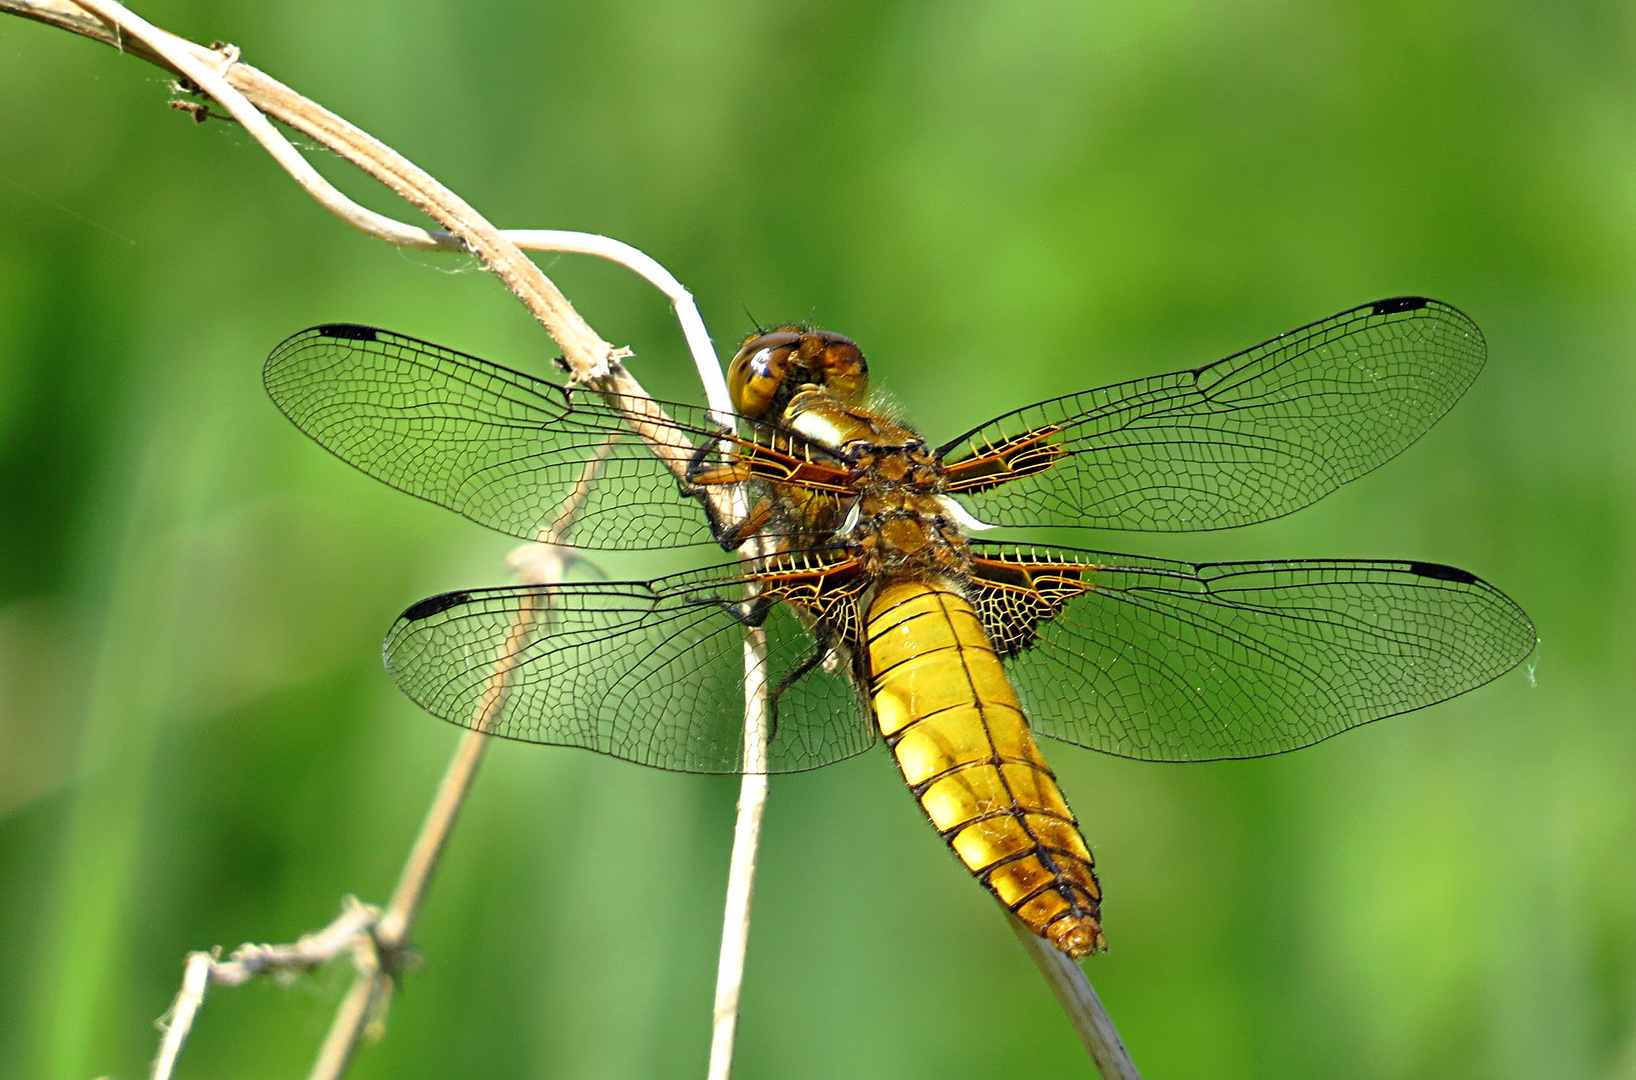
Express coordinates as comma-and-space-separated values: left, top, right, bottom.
780, 390, 971, 579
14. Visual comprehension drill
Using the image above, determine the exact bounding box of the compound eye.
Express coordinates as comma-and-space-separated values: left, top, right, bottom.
728, 331, 802, 418
809, 332, 868, 401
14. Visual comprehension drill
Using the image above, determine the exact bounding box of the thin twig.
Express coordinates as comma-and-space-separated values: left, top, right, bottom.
148, 899, 381, 1080
305, 736, 487, 1079
308, 449, 611, 1080
10, 1, 728, 405
706, 626, 771, 1080
211, 899, 381, 987
499, 231, 729, 423
7, 0, 737, 472
1007, 913, 1142, 1079
151, 952, 210, 1080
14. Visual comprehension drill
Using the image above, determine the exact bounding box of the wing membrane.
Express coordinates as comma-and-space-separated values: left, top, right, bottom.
939, 298, 1485, 532
266, 325, 788, 550
968, 543, 1534, 761
382, 559, 874, 773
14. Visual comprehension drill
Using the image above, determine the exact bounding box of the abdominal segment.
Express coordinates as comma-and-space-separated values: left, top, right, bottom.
865, 580, 1105, 958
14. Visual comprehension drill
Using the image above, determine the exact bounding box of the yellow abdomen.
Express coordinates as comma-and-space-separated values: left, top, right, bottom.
866, 579, 1105, 957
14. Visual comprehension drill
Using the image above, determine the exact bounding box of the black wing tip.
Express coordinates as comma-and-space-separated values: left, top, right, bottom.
400, 591, 471, 621
1407, 560, 1479, 585
1363, 296, 1484, 343
314, 323, 380, 342
1370, 296, 1431, 316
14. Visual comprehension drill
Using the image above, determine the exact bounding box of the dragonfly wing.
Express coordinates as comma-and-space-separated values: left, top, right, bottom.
382, 560, 875, 774
939, 298, 1485, 532
265, 324, 728, 549
966, 543, 1535, 762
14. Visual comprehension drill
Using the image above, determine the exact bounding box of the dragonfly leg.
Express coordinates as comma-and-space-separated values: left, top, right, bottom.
765, 626, 837, 748
687, 465, 774, 548
713, 495, 776, 550
687, 486, 773, 550
685, 431, 751, 487
684, 436, 774, 549
708, 593, 775, 629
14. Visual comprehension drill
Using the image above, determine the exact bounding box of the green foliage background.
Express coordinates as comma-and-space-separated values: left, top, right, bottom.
0, 2, 1628, 1077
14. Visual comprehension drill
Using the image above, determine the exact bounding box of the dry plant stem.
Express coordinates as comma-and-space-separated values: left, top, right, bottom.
310, 476, 599, 1080
305, 734, 491, 1080
150, 952, 210, 1080
149, 900, 381, 1080
3, 2, 732, 418
13, 0, 737, 471
69, 0, 608, 375
1007, 913, 1142, 1080
4, 6, 1117, 1079
9, 5, 774, 1075
211, 899, 380, 986
162, 452, 608, 1080
706, 627, 771, 1080
503, 231, 729, 422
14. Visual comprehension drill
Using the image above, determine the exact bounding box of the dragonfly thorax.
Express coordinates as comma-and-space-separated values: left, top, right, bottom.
768, 388, 966, 575
780, 388, 925, 458
846, 464, 970, 579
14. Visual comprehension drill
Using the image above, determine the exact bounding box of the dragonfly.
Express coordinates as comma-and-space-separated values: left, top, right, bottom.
264, 297, 1535, 958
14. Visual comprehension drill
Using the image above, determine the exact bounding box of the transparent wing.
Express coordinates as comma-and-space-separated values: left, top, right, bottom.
265, 324, 733, 549
967, 543, 1535, 762
938, 298, 1485, 532
382, 561, 874, 774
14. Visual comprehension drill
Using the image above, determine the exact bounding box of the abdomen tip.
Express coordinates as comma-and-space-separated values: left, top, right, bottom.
1048, 917, 1107, 959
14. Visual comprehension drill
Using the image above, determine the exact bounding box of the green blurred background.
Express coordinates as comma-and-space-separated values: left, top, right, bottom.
0, 1, 1628, 1077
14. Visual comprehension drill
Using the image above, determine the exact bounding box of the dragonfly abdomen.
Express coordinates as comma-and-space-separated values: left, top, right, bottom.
866, 579, 1105, 958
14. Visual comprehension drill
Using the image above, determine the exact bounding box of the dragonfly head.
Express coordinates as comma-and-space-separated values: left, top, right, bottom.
728, 327, 868, 420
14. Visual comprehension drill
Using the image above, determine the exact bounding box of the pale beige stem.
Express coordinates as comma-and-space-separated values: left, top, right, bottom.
6, 0, 736, 493
305, 731, 486, 1080
706, 628, 771, 1080
1007, 913, 1142, 1080
148, 899, 381, 1080
150, 951, 211, 1080
307, 447, 608, 1080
